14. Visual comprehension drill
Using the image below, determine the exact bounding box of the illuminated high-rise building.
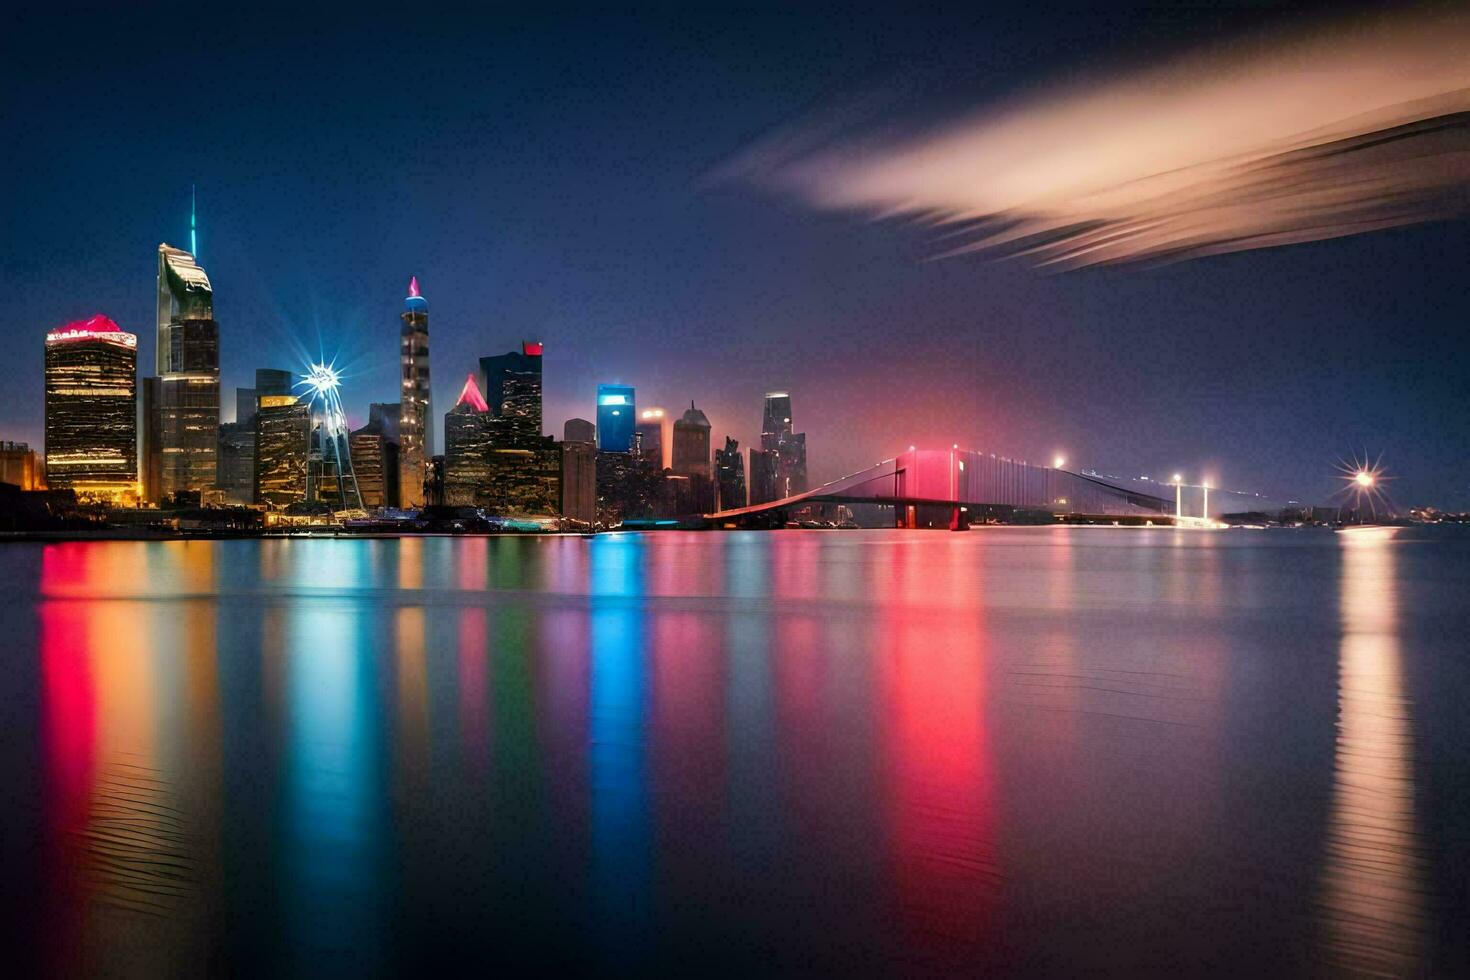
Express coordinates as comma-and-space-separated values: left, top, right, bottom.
444, 374, 492, 506
596, 384, 635, 452
560, 439, 596, 525
715, 436, 746, 510
146, 243, 219, 502
636, 406, 668, 468
350, 403, 400, 510
753, 391, 808, 501
398, 276, 432, 506
479, 342, 543, 445
44, 316, 137, 501
254, 390, 309, 508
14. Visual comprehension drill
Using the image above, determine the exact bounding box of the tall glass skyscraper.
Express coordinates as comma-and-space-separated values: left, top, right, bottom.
444, 374, 492, 506
44, 315, 137, 501
754, 390, 807, 501
715, 436, 746, 510
148, 243, 220, 502
479, 342, 543, 445
399, 276, 432, 507
596, 384, 635, 452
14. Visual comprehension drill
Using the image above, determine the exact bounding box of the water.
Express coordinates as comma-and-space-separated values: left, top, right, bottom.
2, 527, 1467, 976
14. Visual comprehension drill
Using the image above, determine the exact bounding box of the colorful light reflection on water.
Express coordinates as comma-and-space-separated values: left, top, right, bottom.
8, 529, 1469, 975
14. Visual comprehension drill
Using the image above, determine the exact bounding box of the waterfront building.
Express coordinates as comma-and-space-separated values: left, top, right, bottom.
778, 431, 808, 496
596, 384, 635, 452
0, 442, 43, 490
478, 444, 561, 517
672, 402, 711, 478
147, 243, 219, 502
560, 439, 596, 525
444, 374, 492, 506
44, 315, 137, 502
350, 404, 400, 509
399, 276, 432, 506
254, 392, 309, 508
636, 406, 668, 468
753, 391, 808, 501
479, 342, 543, 444
749, 447, 781, 505
216, 420, 254, 505
564, 417, 595, 444
715, 436, 746, 510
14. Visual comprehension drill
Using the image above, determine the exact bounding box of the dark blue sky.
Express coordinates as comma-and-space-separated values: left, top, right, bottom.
4, 3, 1466, 506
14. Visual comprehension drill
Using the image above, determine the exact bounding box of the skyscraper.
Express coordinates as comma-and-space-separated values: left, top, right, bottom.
44, 315, 137, 501
596, 384, 636, 452
399, 276, 431, 507
479, 342, 543, 445
673, 402, 713, 513
560, 433, 596, 526
254, 391, 310, 508
148, 243, 220, 502
715, 436, 746, 510
444, 374, 492, 506
752, 391, 808, 501
672, 402, 711, 477
636, 407, 668, 469
749, 448, 781, 505
563, 418, 595, 444
350, 403, 400, 509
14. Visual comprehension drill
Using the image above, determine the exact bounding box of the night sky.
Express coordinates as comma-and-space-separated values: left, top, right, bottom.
4, 4, 1466, 506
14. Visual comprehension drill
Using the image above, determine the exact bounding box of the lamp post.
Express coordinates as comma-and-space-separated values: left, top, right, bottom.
1173, 473, 1183, 520
1202, 480, 1210, 521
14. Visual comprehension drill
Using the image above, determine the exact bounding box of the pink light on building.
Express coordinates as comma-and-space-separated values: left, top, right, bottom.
407, 276, 421, 298
454, 373, 490, 412
46, 315, 136, 348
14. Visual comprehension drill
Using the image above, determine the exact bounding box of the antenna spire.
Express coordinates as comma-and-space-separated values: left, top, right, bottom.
190, 184, 197, 257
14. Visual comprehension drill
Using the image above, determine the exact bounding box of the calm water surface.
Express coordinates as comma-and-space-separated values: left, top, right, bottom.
2, 527, 1467, 976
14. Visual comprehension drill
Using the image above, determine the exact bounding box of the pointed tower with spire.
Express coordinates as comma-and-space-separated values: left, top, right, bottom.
397, 275, 432, 506
443, 373, 491, 505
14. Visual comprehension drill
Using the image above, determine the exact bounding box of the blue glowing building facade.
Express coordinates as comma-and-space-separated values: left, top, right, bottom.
596, 384, 635, 452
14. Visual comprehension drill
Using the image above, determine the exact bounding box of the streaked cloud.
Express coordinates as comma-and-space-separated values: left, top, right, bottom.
721, 9, 1470, 269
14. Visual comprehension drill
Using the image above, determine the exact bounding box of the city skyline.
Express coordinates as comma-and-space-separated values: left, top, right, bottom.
4, 6, 1468, 508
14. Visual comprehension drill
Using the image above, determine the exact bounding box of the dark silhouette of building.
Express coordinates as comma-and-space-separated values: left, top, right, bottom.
564, 417, 595, 444
715, 436, 746, 510
399, 276, 432, 506
444, 374, 492, 506
480, 342, 543, 444
636, 406, 667, 468
217, 422, 254, 504
672, 402, 713, 513
749, 448, 780, 506
672, 403, 711, 477
560, 438, 596, 525
44, 316, 138, 502
597, 384, 635, 452
147, 244, 219, 503
215, 384, 259, 505
750, 391, 808, 502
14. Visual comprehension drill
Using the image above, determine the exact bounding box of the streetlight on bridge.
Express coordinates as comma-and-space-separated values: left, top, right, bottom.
1173, 474, 1183, 520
